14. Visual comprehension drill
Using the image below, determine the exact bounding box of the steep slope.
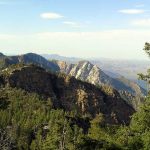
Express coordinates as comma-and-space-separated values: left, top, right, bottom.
0, 64, 134, 125
91, 59, 150, 90
0, 53, 59, 72
119, 90, 145, 110
56, 60, 146, 97
117, 76, 146, 96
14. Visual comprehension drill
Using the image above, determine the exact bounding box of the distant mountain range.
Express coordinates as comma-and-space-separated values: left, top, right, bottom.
42, 54, 82, 63
0, 53, 59, 72
0, 52, 147, 109
42, 54, 149, 90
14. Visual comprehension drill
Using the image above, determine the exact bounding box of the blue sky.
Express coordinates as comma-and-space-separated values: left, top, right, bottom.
0, 0, 150, 60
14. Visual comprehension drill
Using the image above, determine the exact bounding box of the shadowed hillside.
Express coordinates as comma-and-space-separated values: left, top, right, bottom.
0, 64, 134, 125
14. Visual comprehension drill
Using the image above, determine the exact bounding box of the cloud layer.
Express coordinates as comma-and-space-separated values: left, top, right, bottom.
40, 12, 64, 19
119, 9, 145, 14
63, 21, 81, 28
132, 19, 150, 27
0, 30, 149, 60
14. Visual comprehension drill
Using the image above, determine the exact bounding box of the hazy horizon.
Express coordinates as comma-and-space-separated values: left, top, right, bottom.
0, 0, 150, 60
1, 52, 149, 61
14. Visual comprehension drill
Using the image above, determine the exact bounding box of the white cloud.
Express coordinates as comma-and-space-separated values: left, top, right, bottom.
119, 9, 145, 14
0, 30, 149, 60
132, 19, 150, 26
40, 12, 64, 19
36, 30, 150, 40
0, 34, 16, 40
32, 30, 150, 59
63, 21, 77, 26
63, 21, 82, 28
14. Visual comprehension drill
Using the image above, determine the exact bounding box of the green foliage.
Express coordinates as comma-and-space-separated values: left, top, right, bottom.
138, 43, 150, 84
0, 84, 150, 150
0, 88, 86, 150
0, 87, 149, 150
131, 97, 150, 133
144, 42, 150, 57
0, 87, 129, 150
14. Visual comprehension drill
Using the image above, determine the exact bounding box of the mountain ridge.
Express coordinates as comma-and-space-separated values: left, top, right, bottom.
0, 52, 146, 110
0, 64, 135, 125
55, 60, 146, 96
42, 54, 149, 90
0, 53, 59, 72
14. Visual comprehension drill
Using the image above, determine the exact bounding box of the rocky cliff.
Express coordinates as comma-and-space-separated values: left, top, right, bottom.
56, 60, 146, 97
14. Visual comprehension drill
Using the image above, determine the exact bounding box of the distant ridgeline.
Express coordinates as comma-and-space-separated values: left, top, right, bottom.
0, 52, 59, 72
0, 52, 146, 110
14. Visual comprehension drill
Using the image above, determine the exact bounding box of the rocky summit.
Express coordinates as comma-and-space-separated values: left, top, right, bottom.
0, 64, 135, 125
0, 53, 59, 72
55, 60, 146, 110
56, 60, 146, 96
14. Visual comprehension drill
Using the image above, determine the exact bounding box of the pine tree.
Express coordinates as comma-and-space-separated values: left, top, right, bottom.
138, 42, 150, 93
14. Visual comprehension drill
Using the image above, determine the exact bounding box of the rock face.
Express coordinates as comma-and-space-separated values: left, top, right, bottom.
0, 53, 59, 72
56, 60, 146, 97
0, 64, 135, 125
